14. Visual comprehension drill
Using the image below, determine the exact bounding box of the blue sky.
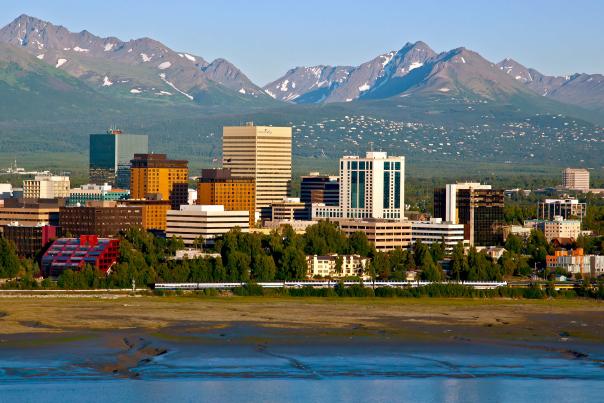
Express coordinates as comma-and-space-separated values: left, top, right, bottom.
2, 0, 603, 85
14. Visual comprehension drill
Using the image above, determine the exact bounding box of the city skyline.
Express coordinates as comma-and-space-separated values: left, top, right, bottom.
2, 0, 604, 84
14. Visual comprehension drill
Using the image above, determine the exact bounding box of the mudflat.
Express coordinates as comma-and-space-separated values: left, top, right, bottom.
0, 295, 602, 344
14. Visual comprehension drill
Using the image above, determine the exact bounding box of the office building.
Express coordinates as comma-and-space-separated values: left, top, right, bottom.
411, 219, 467, 252
562, 168, 590, 192
41, 235, 120, 277
538, 198, 586, 222
434, 182, 504, 246
313, 151, 405, 220
23, 175, 70, 199
300, 172, 339, 206
306, 254, 369, 279
130, 154, 189, 209
197, 168, 256, 227
338, 219, 412, 252
0, 198, 63, 227
166, 205, 249, 246
223, 123, 292, 217
524, 216, 581, 242
59, 201, 142, 237
271, 197, 310, 221
1, 224, 59, 257
68, 183, 129, 206
0, 183, 13, 199
89, 128, 148, 188
122, 198, 172, 231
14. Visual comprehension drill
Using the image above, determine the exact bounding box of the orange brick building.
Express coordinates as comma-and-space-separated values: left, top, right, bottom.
197, 168, 256, 227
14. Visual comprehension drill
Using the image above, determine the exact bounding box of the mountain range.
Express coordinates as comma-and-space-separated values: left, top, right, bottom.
0, 14, 602, 169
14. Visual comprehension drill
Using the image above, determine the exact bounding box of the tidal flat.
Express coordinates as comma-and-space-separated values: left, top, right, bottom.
0, 296, 603, 402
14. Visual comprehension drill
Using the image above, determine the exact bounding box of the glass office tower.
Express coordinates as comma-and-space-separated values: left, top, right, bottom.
89, 129, 148, 189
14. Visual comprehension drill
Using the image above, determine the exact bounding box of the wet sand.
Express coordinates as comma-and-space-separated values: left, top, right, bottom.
0, 296, 603, 381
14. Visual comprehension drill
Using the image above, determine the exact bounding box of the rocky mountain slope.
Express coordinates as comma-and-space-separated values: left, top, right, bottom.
0, 14, 269, 104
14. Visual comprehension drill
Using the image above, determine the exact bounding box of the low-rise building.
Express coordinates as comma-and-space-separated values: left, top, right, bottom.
23, 175, 70, 199
0, 183, 13, 199
411, 218, 467, 252
59, 201, 142, 237
41, 235, 120, 277
547, 249, 590, 276
0, 198, 63, 227
502, 225, 532, 240
524, 216, 581, 242
1, 224, 59, 257
68, 183, 129, 206
166, 205, 249, 246
337, 219, 412, 252
271, 197, 310, 221
306, 254, 369, 279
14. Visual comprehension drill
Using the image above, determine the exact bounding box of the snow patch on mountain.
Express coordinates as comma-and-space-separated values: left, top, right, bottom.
279, 79, 289, 91
73, 46, 89, 52
238, 88, 246, 94
184, 53, 196, 62
36, 54, 44, 59
158, 61, 171, 70
159, 73, 193, 100
102, 76, 113, 86
55, 58, 67, 68
104, 43, 114, 51
408, 61, 423, 71
130, 88, 141, 94
140, 53, 151, 62
358, 83, 370, 92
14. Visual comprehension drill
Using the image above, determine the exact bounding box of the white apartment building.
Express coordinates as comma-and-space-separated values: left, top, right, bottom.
313, 151, 405, 220
166, 205, 249, 246
306, 254, 369, 279
0, 183, 12, 199
223, 123, 292, 217
411, 218, 467, 252
23, 175, 70, 199
562, 168, 590, 192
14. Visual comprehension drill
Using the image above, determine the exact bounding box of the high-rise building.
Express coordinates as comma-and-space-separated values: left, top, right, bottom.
538, 198, 586, 221
166, 205, 249, 246
300, 172, 339, 206
122, 198, 172, 231
222, 123, 292, 218
23, 175, 70, 199
197, 168, 256, 227
130, 154, 189, 210
562, 168, 590, 192
434, 182, 504, 246
313, 151, 405, 220
89, 128, 148, 188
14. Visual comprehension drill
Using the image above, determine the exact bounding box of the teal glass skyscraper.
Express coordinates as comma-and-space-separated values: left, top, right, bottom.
89, 129, 148, 189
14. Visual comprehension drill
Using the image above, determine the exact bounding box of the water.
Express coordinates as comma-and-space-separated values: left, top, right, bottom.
1, 329, 603, 402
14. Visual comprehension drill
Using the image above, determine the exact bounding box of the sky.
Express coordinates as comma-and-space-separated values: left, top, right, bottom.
2, 0, 603, 85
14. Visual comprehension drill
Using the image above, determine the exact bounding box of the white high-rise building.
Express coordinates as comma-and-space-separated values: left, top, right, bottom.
23, 175, 70, 199
223, 123, 292, 218
313, 151, 405, 220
